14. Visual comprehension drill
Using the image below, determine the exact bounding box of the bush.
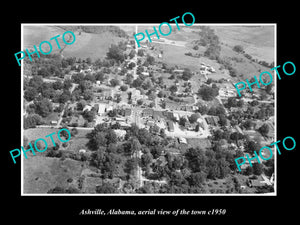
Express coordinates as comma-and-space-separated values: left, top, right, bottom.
120, 85, 128, 92
233, 45, 244, 53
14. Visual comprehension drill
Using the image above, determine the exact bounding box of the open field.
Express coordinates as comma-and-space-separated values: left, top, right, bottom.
141, 25, 274, 82
23, 156, 86, 193
64, 129, 91, 153
24, 127, 61, 148
23, 25, 129, 60
62, 32, 124, 60
213, 25, 275, 64
23, 25, 66, 49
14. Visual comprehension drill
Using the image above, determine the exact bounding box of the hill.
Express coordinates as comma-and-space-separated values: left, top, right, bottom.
57, 25, 129, 38
213, 26, 275, 64
22, 25, 133, 60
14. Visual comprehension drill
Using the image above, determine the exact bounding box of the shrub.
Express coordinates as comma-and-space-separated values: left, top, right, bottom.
233, 45, 244, 53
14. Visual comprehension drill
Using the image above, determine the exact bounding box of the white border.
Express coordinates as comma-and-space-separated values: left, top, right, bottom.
21, 23, 277, 196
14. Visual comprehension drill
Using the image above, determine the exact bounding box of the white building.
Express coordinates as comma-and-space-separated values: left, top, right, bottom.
98, 103, 107, 115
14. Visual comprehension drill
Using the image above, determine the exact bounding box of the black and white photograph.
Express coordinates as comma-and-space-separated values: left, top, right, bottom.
21, 24, 276, 195
4, 4, 298, 222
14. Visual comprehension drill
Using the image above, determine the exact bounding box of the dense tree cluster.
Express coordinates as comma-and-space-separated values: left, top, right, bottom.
58, 25, 128, 38
196, 26, 221, 60
106, 43, 127, 63
198, 84, 219, 101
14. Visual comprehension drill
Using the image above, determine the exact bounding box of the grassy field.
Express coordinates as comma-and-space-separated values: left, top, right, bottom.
213, 25, 275, 64
23, 127, 91, 152
62, 32, 124, 60
64, 129, 91, 153
24, 127, 61, 147
23, 25, 128, 60
146, 25, 274, 83
23, 156, 86, 193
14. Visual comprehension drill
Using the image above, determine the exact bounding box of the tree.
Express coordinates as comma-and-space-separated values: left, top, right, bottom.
106, 44, 125, 63
169, 85, 178, 94
120, 85, 128, 92
127, 62, 136, 70
125, 73, 134, 85
218, 114, 228, 126
128, 49, 135, 59
146, 54, 155, 65
24, 114, 43, 129
84, 73, 96, 82
243, 119, 255, 130
71, 127, 78, 136
137, 49, 144, 57
105, 129, 117, 145
110, 78, 120, 87
132, 77, 143, 88
53, 142, 60, 150
244, 166, 253, 175
83, 110, 95, 122
52, 80, 64, 90
179, 117, 187, 126
198, 85, 218, 101
137, 99, 143, 105
230, 132, 244, 144
142, 79, 153, 90
86, 57, 92, 65
189, 113, 200, 124
252, 163, 263, 175
182, 68, 193, 81
58, 90, 71, 103
101, 153, 120, 178
258, 124, 269, 136
266, 83, 273, 94
185, 147, 207, 173
151, 146, 163, 159
29, 75, 44, 90
233, 45, 244, 53
24, 87, 38, 101
63, 79, 72, 90
245, 140, 261, 154
95, 71, 106, 82
125, 158, 138, 175
34, 98, 53, 117
188, 172, 206, 186
77, 100, 87, 110
129, 137, 142, 155
141, 153, 153, 168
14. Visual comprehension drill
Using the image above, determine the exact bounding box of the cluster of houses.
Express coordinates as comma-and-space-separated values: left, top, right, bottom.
204, 116, 220, 127
141, 108, 207, 136
200, 62, 216, 75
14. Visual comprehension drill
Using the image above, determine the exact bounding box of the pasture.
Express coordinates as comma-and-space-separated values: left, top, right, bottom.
22, 25, 129, 60
23, 156, 86, 193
